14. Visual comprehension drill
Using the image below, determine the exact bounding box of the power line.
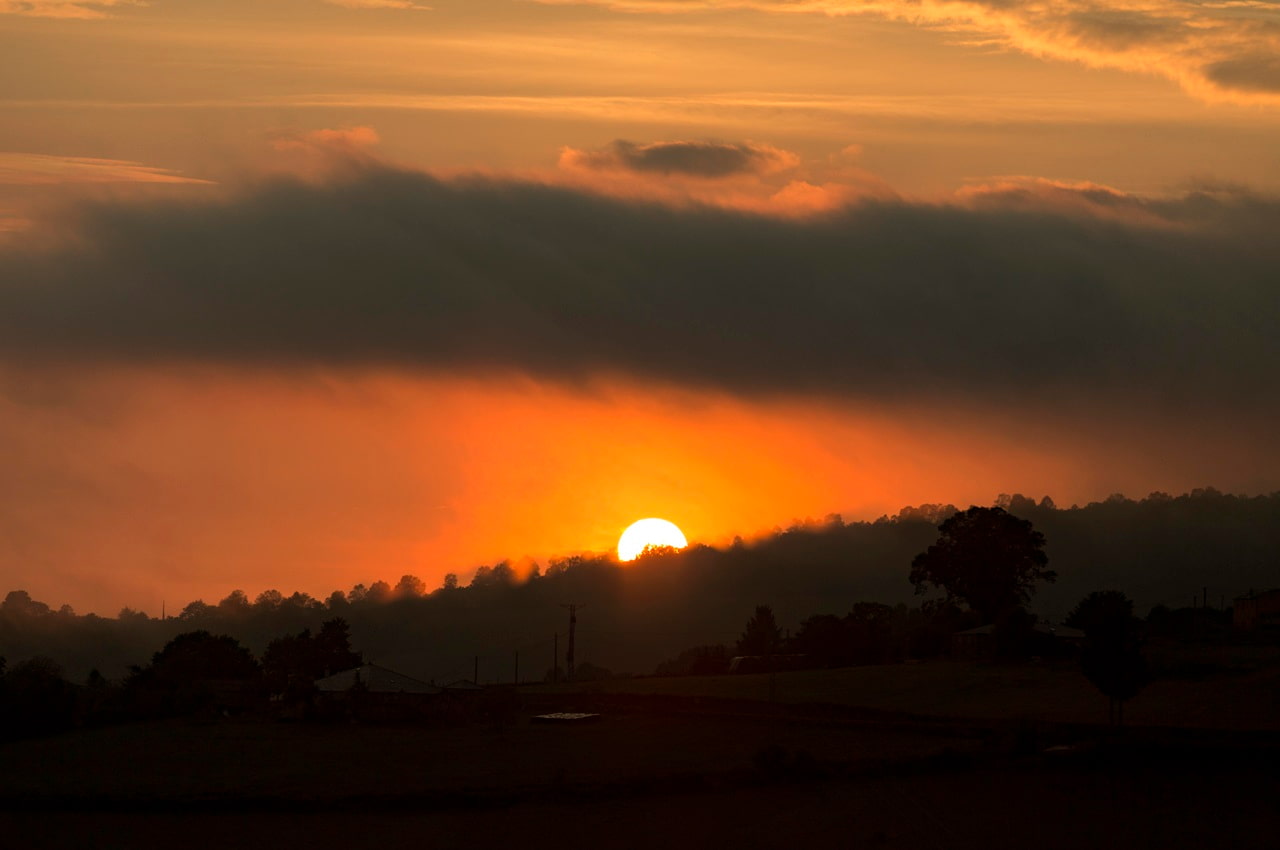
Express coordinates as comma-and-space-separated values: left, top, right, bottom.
560, 602, 586, 681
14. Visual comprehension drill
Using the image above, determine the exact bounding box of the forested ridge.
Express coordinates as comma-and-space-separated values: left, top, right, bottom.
2, 489, 1276, 682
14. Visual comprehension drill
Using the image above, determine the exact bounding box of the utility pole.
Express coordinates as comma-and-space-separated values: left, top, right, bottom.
553, 632, 559, 683
514, 650, 519, 686
474, 655, 479, 685
561, 603, 586, 681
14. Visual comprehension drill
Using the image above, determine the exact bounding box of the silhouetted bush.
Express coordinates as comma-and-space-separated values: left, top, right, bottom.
654, 644, 731, 676
0, 656, 78, 738
124, 631, 262, 717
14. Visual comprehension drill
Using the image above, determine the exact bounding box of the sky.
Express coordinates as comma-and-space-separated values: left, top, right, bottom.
1, 0, 1278, 614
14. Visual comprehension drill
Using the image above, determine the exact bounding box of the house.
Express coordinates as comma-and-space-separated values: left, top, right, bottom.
1234, 589, 1280, 630
443, 679, 485, 692
314, 663, 441, 694
313, 663, 443, 722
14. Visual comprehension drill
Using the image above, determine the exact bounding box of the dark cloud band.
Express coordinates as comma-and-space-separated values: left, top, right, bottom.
562, 140, 796, 178
1, 168, 1277, 412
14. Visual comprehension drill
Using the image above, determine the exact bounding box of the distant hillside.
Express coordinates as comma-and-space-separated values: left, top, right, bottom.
2, 488, 1276, 682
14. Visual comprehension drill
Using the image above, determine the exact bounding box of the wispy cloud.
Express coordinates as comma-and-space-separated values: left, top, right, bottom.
0, 0, 136, 18
0, 153, 211, 185
537, 0, 1280, 104
270, 126, 382, 153
322, 0, 431, 9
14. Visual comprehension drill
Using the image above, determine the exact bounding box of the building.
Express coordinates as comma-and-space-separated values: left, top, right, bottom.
1233, 589, 1280, 630
313, 663, 443, 722
314, 663, 441, 694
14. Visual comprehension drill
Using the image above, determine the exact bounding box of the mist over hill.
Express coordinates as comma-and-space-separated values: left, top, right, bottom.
2, 488, 1276, 683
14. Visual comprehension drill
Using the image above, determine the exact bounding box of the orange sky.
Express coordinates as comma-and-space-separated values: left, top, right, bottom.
2, 366, 1272, 614
2, 0, 1279, 613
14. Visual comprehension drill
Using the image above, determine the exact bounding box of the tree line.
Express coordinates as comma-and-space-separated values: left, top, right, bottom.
1, 488, 1274, 687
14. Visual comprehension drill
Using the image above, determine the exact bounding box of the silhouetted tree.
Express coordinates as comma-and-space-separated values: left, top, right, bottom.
217, 589, 251, 617
180, 600, 215, 620
316, 618, 362, 673
909, 506, 1055, 622
283, 591, 318, 610
0, 656, 77, 737
395, 574, 426, 598
907, 599, 981, 658
263, 629, 314, 694
637, 544, 679, 560
441, 573, 459, 591
254, 589, 284, 611
125, 631, 260, 717
790, 603, 897, 666
790, 614, 850, 666
847, 602, 895, 663
2, 590, 50, 617
366, 581, 393, 603
144, 631, 259, 685
654, 644, 731, 676
263, 617, 360, 696
470, 562, 516, 589
992, 606, 1039, 661
737, 605, 782, 655
1072, 591, 1147, 724
1066, 591, 1134, 642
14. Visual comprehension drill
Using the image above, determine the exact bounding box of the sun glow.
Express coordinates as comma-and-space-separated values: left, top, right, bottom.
617, 517, 688, 561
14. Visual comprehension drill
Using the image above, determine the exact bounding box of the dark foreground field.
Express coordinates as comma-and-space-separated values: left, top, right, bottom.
3, 662, 1277, 849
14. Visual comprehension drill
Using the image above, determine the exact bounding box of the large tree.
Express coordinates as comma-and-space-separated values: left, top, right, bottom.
737, 605, 783, 656
909, 506, 1055, 622
1069, 591, 1147, 725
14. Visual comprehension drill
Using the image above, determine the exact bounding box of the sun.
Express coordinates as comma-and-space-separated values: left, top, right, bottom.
617, 518, 688, 561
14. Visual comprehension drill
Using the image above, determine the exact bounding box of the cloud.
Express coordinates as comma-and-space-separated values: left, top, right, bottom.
553, 138, 888, 214
0, 0, 429, 15
0, 167, 1277, 419
0, 0, 133, 18
560, 140, 799, 178
535, 0, 1280, 104
270, 126, 383, 154
0, 153, 212, 186
323, 0, 431, 9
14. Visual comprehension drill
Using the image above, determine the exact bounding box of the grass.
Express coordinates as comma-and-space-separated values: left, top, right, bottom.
526, 657, 1280, 729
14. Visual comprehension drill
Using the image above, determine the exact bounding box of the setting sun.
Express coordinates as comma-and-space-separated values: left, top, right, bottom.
617, 518, 688, 561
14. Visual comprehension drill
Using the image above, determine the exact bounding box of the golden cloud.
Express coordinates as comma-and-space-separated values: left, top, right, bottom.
323, 0, 431, 9
537, 0, 1280, 104
270, 126, 383, 153
0, 0, 135, 18
0, 153, 211, 186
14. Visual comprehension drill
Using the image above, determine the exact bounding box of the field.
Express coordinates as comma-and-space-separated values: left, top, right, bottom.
2, 659, 1277, 848
528, 655, 1280, 730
